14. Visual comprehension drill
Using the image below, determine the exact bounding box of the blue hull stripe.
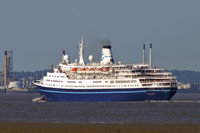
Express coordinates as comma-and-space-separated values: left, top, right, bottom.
38, 88, 171, 94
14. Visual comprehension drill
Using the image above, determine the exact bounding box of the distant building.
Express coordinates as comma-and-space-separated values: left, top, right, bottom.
178, 82, 200, 89
178, 82, 191, 89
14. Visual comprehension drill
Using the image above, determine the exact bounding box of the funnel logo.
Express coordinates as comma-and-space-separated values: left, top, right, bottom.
101, 52, 105, 61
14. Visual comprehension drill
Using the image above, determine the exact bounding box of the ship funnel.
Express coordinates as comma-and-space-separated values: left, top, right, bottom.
100, 45, 114, 65
143, 44, 145, 65
149, 43, 152, 67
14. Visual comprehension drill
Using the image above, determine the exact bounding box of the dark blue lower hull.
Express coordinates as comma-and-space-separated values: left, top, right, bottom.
36, 86, 177, 102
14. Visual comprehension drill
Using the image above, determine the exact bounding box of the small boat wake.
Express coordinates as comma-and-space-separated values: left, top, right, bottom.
32, 96, 47, 103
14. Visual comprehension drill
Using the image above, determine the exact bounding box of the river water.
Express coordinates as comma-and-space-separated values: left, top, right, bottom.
0, 90, 199, 124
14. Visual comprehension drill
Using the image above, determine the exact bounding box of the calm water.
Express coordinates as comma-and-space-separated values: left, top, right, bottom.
0, 91, 199, 124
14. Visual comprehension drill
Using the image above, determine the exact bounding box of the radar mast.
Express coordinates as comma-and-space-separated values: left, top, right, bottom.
78, 37, 85, 65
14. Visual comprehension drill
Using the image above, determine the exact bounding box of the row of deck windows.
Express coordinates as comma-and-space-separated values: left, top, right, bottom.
47, 75, 65, 78
46, 79, 63, 83
46, 80, 137, 84
46, 78, 137, 84
44, 84, 139, 88
92, 80, 136, 84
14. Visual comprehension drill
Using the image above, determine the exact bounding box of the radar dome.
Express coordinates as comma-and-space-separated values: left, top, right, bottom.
63, 55, 69, 60
89, 55, 94, 62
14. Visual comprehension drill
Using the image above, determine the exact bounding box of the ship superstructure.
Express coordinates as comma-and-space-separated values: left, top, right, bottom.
33, 38, 177, 102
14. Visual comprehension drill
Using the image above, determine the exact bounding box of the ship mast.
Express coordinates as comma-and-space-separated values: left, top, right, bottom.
78, 37, 85, 65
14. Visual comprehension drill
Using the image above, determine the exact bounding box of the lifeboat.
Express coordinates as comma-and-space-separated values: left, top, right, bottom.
89, 68, 94, 71
80, 68, 86, 71
72, 68, 77, 71
101, 67, 110, 71
98, 68, 103, 71
105, 67, 110, 71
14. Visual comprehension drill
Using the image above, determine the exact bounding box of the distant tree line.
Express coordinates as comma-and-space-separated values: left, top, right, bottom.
170, 70, 200, 83
12, 70, 49, 81
0, 70, 48, 82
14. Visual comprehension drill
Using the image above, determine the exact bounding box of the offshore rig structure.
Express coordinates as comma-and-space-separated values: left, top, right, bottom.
0, 50, 46, 91
0, 50, 14, 89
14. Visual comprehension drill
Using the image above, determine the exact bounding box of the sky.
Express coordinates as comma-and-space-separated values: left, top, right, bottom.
0, 0, 200, 72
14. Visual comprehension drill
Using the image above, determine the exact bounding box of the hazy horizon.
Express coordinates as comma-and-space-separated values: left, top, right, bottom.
0, 0, 200, 72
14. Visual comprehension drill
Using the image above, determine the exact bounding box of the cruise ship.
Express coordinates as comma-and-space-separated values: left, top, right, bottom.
33, 38, 177, 102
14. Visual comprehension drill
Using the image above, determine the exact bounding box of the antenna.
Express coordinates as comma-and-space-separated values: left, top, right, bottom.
78, 37, 85, 65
